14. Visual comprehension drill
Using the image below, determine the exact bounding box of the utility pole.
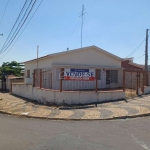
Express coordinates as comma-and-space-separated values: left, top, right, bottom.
79, 4, 86, 48
37, 45, 39, 70
145, 29, 149, 86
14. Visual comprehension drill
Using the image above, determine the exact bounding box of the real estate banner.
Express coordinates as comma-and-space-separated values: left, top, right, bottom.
64, 68, 95, 81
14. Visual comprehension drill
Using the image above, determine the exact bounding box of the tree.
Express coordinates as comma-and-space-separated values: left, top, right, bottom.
0, 61, 24, 81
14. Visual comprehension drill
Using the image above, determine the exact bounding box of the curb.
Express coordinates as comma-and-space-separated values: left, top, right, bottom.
1, 110, 150, 121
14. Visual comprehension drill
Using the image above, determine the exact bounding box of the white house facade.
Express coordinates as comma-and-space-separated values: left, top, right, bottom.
24, 46, 123, 91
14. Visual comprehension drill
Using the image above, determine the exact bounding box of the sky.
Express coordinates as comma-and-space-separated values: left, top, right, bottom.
0, 0, 150, 65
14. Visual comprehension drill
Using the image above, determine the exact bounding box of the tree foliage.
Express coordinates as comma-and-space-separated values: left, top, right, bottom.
0, 61, 24, 81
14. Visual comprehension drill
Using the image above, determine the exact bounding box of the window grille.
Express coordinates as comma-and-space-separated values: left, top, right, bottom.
106, 70, 118, 84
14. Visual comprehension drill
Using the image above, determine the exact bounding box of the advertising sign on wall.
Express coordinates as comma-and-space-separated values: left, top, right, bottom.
64, 68, 95, 81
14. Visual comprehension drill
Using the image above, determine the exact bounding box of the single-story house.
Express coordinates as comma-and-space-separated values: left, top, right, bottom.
121, 58, 144, 70
24, 45, 123, 91
121, 58, 145, 90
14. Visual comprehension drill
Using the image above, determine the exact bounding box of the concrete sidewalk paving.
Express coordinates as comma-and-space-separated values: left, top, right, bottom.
0, 92, 150, 120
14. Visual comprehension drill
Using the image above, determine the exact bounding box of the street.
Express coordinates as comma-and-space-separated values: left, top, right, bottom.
0, 114, 150, 150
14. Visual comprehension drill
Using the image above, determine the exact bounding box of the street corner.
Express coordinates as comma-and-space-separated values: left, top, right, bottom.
0, 92, 150, 120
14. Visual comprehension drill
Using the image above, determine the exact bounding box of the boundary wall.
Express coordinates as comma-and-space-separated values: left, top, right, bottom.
12, 83, 125, 105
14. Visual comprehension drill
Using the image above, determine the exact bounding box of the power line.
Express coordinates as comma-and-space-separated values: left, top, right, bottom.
126, 38, 145, 58
0, 0, 37, 54
0, 0, 10, 27
134, 54, 145, 60
1, 0, 33, 51
0, 0, 44, 61
0, 36, 3, 47
0, 0, 29, 51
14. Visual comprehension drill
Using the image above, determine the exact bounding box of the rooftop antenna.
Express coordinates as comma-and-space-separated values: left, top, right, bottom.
79, 4, 86, 48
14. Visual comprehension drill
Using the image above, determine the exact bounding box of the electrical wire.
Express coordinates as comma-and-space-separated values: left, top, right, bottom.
126, 38, 145, 58
0, 0, 44, 61
1, 0, 33, 51
0, 0, 10, 27
1, 0, 29, 51
0, 0, 37, 54
0, 36, 3, 46
134, 54, 145, 60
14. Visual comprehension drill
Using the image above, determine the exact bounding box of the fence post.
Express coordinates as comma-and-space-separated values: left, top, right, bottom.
139, 72, 140, 88
60, 68, 64, 92
123, 69, 125, 91
136, 72, 139, 95
95, 69, 98, 92
40, 69, 42, 88
33, 70, 35, 87
146, 71, 149, 86
142, 71, 145, 93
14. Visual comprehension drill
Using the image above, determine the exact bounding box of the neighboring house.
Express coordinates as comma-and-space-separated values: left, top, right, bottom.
6, 75, 24, 91
121, 58, 144, 70
24, 45, 123, 90
121, 58, 144, 89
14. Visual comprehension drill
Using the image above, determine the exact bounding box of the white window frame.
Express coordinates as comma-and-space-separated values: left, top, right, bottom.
26, 70, 30, 78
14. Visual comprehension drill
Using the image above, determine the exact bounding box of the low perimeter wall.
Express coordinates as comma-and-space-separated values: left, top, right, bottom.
12, 84, 125, 105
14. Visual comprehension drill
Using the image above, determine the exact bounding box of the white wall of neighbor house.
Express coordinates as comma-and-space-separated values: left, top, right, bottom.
24, 47, 122, 86
6, 78, 24, 91
6, 78, 9, 90
12, 84, 125, 105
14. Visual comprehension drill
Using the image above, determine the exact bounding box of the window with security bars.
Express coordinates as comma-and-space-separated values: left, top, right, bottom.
110, 70, 118, 83
106, 70, 110, 84
106, 70, 118, 84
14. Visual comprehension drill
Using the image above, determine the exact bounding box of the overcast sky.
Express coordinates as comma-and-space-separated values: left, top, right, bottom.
0, 0, 150, 65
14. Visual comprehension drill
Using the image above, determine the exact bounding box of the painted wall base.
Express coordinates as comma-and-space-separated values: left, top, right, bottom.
12, 84, 125, 105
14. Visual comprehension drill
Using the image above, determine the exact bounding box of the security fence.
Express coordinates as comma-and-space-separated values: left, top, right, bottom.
31, 67, 150, 98
33, 67, 123, 92
33, 68, 52, 89
122, 69, 150, 97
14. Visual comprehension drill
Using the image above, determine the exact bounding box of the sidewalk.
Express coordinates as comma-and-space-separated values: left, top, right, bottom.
0, 92, 150, 120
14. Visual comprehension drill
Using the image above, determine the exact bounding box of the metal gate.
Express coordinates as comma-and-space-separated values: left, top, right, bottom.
123, 69, 145, 97
33, 69, 52, 89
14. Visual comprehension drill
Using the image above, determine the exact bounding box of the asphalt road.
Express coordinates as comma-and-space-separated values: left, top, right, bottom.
0, 114, 150, 150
